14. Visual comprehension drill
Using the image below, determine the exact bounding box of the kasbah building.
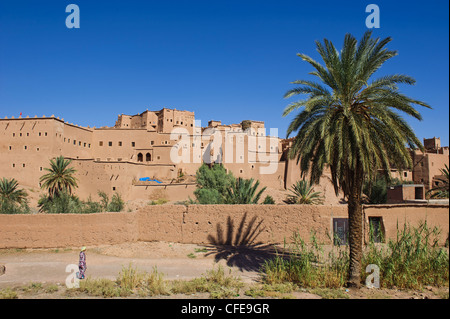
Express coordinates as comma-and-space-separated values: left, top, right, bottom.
0, 107, 448, 208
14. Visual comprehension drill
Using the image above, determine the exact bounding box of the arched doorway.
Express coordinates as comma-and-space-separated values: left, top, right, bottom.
137, 153, 143, 162
146, 153, 151, 162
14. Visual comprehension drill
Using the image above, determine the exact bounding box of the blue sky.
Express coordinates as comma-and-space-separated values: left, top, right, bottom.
0, 0, 448, 144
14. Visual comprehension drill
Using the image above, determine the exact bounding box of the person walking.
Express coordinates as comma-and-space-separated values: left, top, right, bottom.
76, 246, 87, 279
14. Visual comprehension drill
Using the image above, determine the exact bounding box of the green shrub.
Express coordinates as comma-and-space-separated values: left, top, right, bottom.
262, 223, 449, 289
263, 195, 275, 204
108, 192, 124, 212
194, 164, 235, 204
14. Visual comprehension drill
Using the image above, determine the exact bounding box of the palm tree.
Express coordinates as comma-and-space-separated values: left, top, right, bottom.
0, 178, 27, 204
427, 164, 449, 199
40, 156, 78, 198
285, 180, 323, 205
226, 177, 267, 204
283, 31, 430, 287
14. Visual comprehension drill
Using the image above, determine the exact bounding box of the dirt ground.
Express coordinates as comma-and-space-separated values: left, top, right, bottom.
0, 241, 448, 299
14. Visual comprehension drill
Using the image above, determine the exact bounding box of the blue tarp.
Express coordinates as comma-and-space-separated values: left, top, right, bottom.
139, 177, 162, 183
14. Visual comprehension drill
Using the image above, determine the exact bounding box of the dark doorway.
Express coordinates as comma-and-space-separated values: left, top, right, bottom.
415, 187, 423, 200
146, 153, 151, 162
137, 153, 143, 162
333, 218, 348, 245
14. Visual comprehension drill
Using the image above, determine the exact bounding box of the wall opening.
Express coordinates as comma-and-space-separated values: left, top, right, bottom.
368, 217, 384, 243
333, 218, 348, 246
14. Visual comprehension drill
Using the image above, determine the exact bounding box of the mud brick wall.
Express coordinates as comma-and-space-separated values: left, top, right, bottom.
0, 204, 448, 248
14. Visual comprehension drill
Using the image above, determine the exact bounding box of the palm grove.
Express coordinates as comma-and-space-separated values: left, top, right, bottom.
0, 156, 124, 214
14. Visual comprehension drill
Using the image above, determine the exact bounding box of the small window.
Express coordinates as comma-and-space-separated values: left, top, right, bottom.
74, 140, 76, 145
404, 172, 408, 177
9, 146, 11, 150
23, 164, 25, 167
109, 141, 112, 147
99, 141, 103, 146
13, 133, 15, 137
20, 133, 22, 137
45, 132, 47, 136
24, 146, 27, 150
40, 167, 43, 171
118, 141, 122, 147
27, 133, 29, 136
239, 169, 243, 173
132, 142, 135, 147
151, 141, 154, 145
39, 132, 41, 136
12, 163, 15, 168
112, 187, 116, 191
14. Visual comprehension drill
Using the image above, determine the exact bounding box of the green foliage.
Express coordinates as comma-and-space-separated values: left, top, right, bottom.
263, 195, 276, 204
285, 180, 323, 204
363, 176, 411, 204
39, 156, 78, 198
0, 199, 30, 214
427, 164, 449, 199
37, 191, 124, 214
108, 192, 125, 212
194, 164, 235, 204
362, 221, 449, 289
193, 164, 267, 205
97, 191, 110, 210
225, 177, 266, 204
262, 223, 449, 289
0, 178, 28, 204
38, 191, 100, 214
283, 31, 429, 198
0, 178, 30, 214
149, 198, 169, 205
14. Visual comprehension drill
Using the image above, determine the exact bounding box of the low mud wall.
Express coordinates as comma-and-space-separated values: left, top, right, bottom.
0, 204, 448, 248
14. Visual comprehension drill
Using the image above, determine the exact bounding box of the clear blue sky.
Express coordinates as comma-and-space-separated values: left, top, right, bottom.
0, 0, 448, 144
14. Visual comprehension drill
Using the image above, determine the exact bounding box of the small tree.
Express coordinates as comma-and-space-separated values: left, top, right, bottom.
40, 156, 78, 198
0, 178, 29, 214
194, 164, 235, 204
225, 177, 267, 204
285, 180, 323, 205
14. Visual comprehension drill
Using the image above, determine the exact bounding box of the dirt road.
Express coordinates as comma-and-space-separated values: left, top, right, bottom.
0, 242, 261, 288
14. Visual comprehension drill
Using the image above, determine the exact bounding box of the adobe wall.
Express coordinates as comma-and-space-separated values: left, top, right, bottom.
0, 204, 447, 249
0, 212, 138, 248
363, 204, 449, 244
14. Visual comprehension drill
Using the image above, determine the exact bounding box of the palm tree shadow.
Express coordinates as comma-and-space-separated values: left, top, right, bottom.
204, 212, 279, 272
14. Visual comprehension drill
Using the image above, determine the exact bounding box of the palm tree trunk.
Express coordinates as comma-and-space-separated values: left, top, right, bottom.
347, 165, 364, 288
347, 191, 363, 287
